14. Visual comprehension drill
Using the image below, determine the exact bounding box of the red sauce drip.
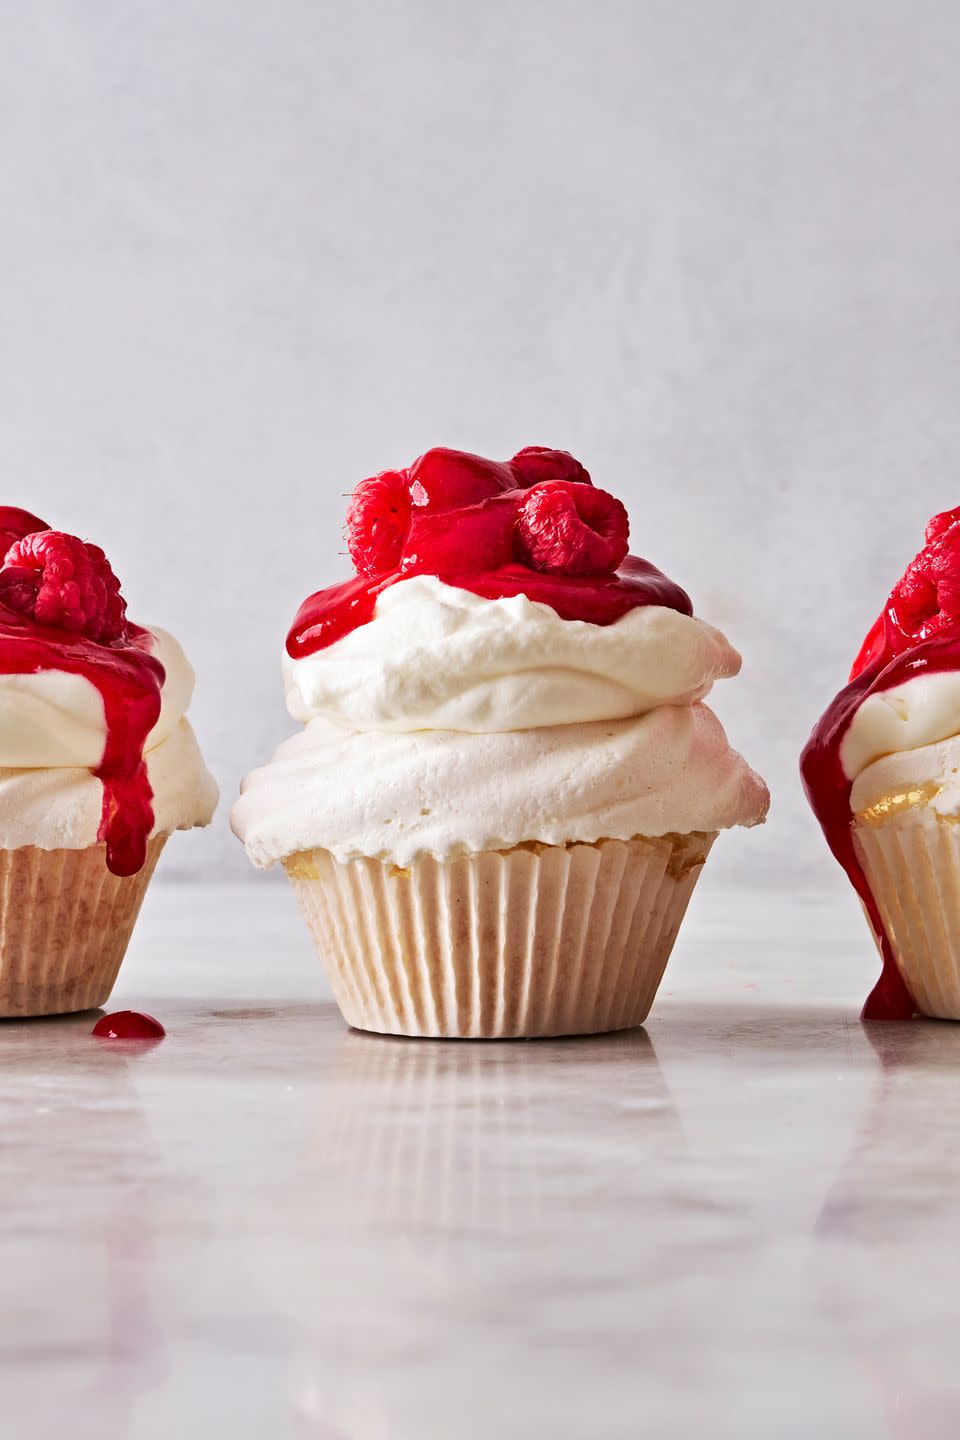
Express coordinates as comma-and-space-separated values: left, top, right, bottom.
0, 510, 163, 877
288, 557, 692, 657
0, 506, 48, 554
801, 624, 960, 1021
93, 1010, 165, 1040
0, 611, 163, 876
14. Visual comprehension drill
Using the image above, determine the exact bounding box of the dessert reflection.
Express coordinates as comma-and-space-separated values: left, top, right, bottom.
816, 1020, 960, 1437
278, 1023, 685, 1435
321, 1025, 681, 1233
0, 1012, 169, 1432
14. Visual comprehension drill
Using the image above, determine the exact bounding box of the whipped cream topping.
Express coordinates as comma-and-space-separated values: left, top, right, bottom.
842, 671, 960, 783
283, 577, 742, 733
234, 577, 768, 866
0, 624, 217, 850
845, 673, 960, 821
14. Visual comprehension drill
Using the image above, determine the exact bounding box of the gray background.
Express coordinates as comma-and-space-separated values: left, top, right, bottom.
2, 0, 959, 885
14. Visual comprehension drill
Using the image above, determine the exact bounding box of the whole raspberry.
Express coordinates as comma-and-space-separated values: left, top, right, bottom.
0, 531, 127, 642
408, 448, 515, 511
345, 469, 412, 578
888, 515, 960, 645
516, 480, 629, 576
510, 446, 592, 489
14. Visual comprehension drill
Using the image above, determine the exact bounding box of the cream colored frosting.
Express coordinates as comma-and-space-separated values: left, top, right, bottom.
236, 708, 768, 869
233, 577, 768, 867
0, 624, 217, 849
283, 576, 743, 733
0, 719, 218, 851
840, 669, 960, 824
842, 671, 960, 783
851, 733, 960, 822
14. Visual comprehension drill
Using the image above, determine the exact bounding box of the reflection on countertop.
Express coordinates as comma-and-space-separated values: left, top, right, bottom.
1, 883, 958, 1439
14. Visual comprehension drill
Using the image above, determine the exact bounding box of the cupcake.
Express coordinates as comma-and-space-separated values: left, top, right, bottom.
0, 508, 218, 1016
802, 505, 960, 1021
232, 447, 768, 1038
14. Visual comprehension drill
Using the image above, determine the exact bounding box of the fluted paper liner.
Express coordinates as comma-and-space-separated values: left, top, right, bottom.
284, 832, 715, 1038
0, 837, 166, 1018
855, 814, 960, 1021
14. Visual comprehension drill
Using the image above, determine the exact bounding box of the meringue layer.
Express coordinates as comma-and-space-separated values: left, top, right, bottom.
234, 707, 768, 868
0, 624, 218, 850
837, 669, 960, 826
0, 720, 217, 851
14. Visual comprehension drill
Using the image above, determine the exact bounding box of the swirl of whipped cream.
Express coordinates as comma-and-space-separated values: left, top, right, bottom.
841, 671, 960, 822
234, 708, 768, 869
842, 671, 960, 782
283, 576, 742, 732
0, 626, 196, 767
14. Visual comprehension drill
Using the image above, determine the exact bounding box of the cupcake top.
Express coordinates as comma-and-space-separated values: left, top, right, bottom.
233, 447, 768, 867
802, 506, 960, 1018
0, 507, 217, 874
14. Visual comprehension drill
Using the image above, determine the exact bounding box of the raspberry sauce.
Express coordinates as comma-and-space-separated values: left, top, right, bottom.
93, 1010, 165, 1040
288, 555, 692, 656
802, 624, 960, 1022
0, 510, 163, 877
288, 447, 692, 657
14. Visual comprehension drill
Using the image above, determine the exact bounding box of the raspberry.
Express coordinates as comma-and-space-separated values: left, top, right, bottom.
510, 446, 592, 489
888, 514, 960, 645
407, 448, 515, 511
345, 470, 412, 578
402, 493, 520, 574
0, 530, 127, 642
344, 447, 601, 579
925, 507, 960, 544
516, 481, 629, 576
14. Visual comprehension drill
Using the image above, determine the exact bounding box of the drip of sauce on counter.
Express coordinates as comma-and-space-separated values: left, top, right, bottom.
93, 1011, 165, 1041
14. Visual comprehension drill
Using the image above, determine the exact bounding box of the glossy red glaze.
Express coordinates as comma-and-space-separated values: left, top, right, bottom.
288, 555, 691, 656
407, 447, 516, 510
93, 1010, 165, 1040
803, 534, 960, 1021
290, 447, 692, 656
0, 513, 162, 877
0, 507, 49, 555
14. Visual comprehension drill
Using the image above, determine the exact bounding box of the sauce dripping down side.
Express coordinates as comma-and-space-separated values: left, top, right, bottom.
801, 629, 960, 1020
0, 612, 163, 876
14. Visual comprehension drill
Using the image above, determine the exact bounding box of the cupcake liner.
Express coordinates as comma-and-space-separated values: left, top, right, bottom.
854, 814, 960, 1020
0, 837, 167, 1018
284, 832, 715, 1038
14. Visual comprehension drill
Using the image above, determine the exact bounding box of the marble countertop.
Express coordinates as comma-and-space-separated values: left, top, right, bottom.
3, 877, 958, 1439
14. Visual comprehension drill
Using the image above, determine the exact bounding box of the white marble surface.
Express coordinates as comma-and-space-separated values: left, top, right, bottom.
4, 877, 960, 1438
